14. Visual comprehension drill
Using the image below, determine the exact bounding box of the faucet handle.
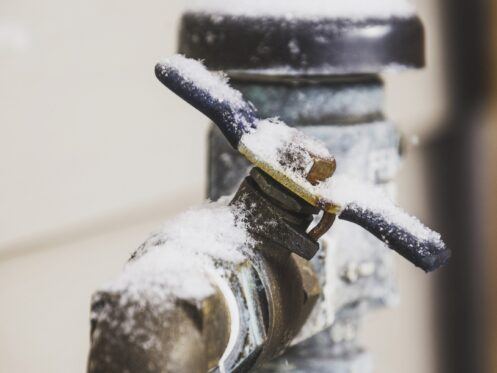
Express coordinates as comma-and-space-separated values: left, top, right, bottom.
155, 55, 258, 148
156, 55, 450, 272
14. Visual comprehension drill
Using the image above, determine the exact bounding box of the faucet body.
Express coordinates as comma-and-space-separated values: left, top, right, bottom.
89, 168, 324, 372
187, 9, 424, 372
208, 70, 400, 373
88, 5, 432, 373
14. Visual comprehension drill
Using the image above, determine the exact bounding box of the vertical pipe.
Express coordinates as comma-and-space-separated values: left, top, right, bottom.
178, 7, 426, 372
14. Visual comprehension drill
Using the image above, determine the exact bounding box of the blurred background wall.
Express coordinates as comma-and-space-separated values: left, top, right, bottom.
0, 0, 493, 372
486, 3, 496, 373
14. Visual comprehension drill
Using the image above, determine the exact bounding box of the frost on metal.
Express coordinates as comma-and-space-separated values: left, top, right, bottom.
102, 200, 251, 303
239, 84, 384, 124
323, 177, 442, 245
156, 54, 257, 145
292, 123, 401, 343
241, 118, 332, 179
157, 55, 246, 109
225, 64, 411, 78
91, 200, 253, 349
157, 55, 443, 256
240, 118, 442, 249
155, 55, 446, 276
188, 0, 415, 20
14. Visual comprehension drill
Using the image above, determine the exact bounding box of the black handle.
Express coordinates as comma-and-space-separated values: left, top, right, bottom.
339, 204, 451, 272
155, 58, 258, 148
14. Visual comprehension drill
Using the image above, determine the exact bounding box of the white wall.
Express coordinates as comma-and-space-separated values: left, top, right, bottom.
0, 0, 446, 372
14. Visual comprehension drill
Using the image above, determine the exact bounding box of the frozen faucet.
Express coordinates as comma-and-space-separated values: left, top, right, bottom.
87, 56, 449, 373
155, 56, 450, 272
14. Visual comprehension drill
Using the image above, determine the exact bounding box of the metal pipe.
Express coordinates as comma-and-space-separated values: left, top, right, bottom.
190, 8, 426, 371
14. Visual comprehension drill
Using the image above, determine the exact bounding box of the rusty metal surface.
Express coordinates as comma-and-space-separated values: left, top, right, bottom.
306, 158, 337, 186
308, 213, 336, 242
88, 290, 224, 373
88, 168, 324, 372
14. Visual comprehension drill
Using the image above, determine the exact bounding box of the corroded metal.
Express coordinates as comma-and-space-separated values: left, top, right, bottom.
235, 169, 320, 260
306, 158, 337, 186
88, 167, 323, 373
88, 289, 229, 373
308, 213, 337, 242
89, 4, 428, 372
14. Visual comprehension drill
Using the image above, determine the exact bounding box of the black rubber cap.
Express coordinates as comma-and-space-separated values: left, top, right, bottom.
178, 12, 425, 75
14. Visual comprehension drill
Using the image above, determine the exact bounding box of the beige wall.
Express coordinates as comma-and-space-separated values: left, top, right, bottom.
0, 1, 446, 372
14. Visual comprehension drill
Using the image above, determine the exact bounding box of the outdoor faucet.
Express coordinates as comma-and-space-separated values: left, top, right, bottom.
87, 56, 449, 373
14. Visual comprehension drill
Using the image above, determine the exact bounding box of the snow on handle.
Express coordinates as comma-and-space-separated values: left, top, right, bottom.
241, 120, 449, 271
155, 55, 449, 271
240, 119, 333, 180
316, 175, 449, 272
240, 118, 440, 245
159, 55, 245, 108
155, 55, 258, 147
340, 204, 450, 272
319, 175, 442, 243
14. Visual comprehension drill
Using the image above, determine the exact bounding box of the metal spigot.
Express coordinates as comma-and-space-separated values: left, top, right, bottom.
155, 56, 450, 273
89, 167, 324, 372
87, 56, 450, 373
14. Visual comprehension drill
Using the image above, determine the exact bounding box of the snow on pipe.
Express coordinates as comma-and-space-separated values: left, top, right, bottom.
340, 205, 450, 272
155, 55, 450, 272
